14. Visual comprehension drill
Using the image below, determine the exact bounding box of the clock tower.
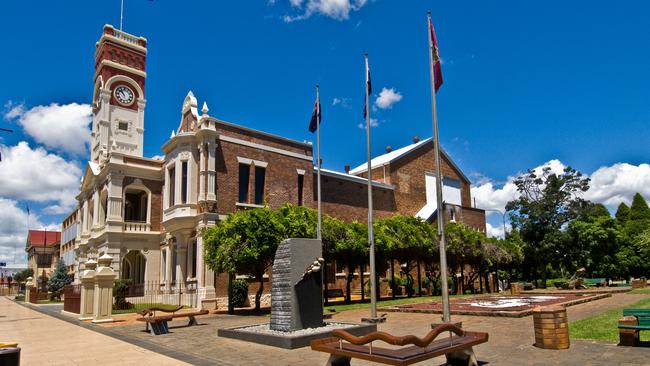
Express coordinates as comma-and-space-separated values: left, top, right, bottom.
91, 24, 147, 164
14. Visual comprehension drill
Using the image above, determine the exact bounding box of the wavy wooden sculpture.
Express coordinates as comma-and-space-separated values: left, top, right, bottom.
311, 324, 488, 365
331, 323, 465, 348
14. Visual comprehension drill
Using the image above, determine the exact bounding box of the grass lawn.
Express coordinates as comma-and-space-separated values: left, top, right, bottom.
324, 293, 489, 313
570, 295, 650, 342
629, 288, 650, 295
112, 303, 186, 315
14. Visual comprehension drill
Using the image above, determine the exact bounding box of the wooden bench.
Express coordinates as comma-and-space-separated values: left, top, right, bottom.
326, 289, 345, 299
618, 308, 650, 346
311, 323, 488, 366
584, 278, 606, 287
136, 307, 209, 335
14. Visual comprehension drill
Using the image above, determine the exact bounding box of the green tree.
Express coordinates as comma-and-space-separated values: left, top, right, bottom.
203, 207, 285, 311
276, 203, 317, 239
625, 193, 650, 238
12, 268, 34, 283
506, 166, 590, 288
565, 216, 622, 279
615, 202, 630, 224
47, 260, 72, 301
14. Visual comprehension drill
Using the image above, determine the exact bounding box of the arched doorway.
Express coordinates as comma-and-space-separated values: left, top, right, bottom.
121, 250, 146, 284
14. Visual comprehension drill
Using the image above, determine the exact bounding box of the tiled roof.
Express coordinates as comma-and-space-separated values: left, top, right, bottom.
26, 230, 61, 248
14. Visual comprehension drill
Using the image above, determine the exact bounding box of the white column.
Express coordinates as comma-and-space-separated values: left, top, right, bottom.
82, 200, 89, 234
92, 190, 100, 228
175, 158, 182, 205
207, 141, 216, 201
197, 236, 216, 303
198, 143, 206, 202
165, 245, 173, 288
107, 174, 124, 222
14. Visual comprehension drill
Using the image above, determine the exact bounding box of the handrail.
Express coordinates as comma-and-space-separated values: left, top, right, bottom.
332, 323, 465, 348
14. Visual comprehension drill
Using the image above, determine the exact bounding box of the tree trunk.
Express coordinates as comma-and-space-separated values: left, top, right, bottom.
345, 260, 353, 304
460, 262, 465, 295
541, 264, 548, 289
416, 260, 422, 296
360, 261, 365, 301
479, 267, 483, 293
391, 258, 396, 299
227, 273, 234, 315
255, 277, 264, 311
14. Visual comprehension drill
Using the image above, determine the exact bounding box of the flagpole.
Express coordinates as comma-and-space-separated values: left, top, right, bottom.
427, 11, 451, 323
364, 53, 378, 320
316, 85, 322, 240
120, 0, 124, 31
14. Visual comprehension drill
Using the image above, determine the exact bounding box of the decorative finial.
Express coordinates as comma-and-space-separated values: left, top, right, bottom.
202, 102, 209, 115
170, 130, 176, 138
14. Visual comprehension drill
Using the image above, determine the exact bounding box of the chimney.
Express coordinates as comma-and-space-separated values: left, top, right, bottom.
412, 135, 421, 143
385, 146, 393, 153
344, 165, 350, 174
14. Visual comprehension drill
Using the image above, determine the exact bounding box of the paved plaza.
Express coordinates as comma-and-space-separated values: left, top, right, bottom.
0, 297, 189, 365
4, 292, 649, 365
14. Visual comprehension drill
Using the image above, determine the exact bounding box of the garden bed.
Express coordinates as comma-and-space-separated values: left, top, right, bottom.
382, 293, 611, 317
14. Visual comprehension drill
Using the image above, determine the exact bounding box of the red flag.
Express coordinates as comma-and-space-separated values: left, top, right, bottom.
429, 18, 443, 92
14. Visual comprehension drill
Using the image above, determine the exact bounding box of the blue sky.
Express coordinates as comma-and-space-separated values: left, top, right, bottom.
1, 0, 650, 264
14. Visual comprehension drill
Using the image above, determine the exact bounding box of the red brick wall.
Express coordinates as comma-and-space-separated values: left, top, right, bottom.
319, 174, 396, 222
214, 124, 314, 214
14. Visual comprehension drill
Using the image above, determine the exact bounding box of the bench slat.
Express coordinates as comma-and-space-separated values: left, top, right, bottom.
623, 309, 650, 317
311, 331, 488, 366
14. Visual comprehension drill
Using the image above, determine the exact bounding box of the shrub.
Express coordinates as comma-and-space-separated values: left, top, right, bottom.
113, 279, 134, 310
230, 279, 249, 308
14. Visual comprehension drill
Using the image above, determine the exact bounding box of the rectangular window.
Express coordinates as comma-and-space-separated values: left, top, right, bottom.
238, 164, 250, 203
161, 250, 167, 280
297, 174, 304, 206
168, 167, 176, 206
181, 161, 188, 204
254, 166, 266, 205
118, 122, 128, 131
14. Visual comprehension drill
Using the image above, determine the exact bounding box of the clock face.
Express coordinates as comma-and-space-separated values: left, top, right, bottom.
114, 85, 135, 106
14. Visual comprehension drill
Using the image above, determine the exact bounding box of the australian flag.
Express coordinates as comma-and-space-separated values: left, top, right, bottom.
363, 56, 372, 118
308, 92, 321, 133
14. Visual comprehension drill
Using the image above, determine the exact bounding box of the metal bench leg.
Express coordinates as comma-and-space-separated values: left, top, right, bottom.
446, 347, 478, 366
188, 315, 198, 326
326, 354, 351, 366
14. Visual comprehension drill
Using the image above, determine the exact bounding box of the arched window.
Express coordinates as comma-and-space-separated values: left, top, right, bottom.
122, 250, 146, 284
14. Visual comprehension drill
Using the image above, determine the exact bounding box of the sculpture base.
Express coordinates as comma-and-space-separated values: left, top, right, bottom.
218, 322, 377, 349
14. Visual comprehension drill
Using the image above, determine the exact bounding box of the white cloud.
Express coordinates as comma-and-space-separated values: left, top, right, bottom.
0, 142, 81, 213
471, 159, 566, 215
3, 101, 25, 120
283, 0, 368, 22
0, 198, 57, 265
357, 118, 378, 129
472, 159, 650, 220
5, 102, 92, 155
374, 87, 403, 110
585, 163, 650, 207
332, 97, 351, 108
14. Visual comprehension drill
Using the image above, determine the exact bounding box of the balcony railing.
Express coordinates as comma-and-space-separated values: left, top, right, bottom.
112, 29, 141, 46
123, 221, 151, 232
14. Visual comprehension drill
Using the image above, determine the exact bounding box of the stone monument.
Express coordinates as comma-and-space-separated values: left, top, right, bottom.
218, 238, 376, 349
270, 238, 324, 331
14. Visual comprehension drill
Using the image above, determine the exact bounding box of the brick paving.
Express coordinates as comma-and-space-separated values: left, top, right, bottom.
0, 297, 188, 366
9, 292, 650, 365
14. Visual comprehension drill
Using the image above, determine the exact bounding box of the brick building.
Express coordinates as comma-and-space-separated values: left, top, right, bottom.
65, 25, 485, 307
26, 230, 61, 288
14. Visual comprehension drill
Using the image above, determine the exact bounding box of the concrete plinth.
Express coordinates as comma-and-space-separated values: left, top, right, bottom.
218, 322, 376, 349
92, 254, 117, 324
79, 259, 96, 320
